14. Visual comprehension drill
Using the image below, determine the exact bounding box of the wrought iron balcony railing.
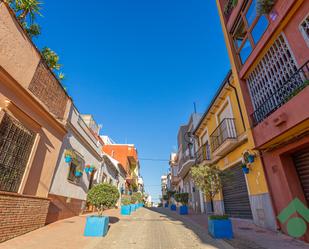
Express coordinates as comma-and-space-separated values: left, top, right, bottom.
195, 142, 211, 164
210, 118, 237, 152
251, 61, 309, 126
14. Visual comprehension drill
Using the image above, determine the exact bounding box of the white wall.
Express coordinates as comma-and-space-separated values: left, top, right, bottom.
49, 106, 102, 201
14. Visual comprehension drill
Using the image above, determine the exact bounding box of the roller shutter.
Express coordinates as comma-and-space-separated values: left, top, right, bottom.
293, 148, 309, 205
221, 164, 253, 219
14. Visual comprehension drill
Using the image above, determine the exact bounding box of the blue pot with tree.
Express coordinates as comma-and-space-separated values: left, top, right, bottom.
175, 192, 189, 215
208, 215, 233, 239
120, 196, 131, 216
84, 183, 120, 237
170, 204, 176, 211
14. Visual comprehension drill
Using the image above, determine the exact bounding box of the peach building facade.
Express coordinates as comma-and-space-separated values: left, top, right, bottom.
0, 2, 70, 242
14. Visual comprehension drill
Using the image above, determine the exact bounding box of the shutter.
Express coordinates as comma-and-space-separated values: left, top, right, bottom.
293, 148, 309, 205
221, 164, 253, 219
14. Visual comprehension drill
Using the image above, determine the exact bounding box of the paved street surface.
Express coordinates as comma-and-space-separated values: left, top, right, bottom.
1, 207, 308, 249
95, 207, 233, 249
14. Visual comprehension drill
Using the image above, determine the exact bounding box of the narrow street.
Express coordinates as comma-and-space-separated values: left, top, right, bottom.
95, 208, 232, 249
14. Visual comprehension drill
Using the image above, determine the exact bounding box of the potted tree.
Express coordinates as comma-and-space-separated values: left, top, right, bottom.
130, 193, 138, 212
175, 193, 189, 215
120, 196, 131, 216
84, 183, 119, 237
191, 165, 233, 239
131, 192, 142, 210
163, 194, 169, 208
167, 190, 176, 211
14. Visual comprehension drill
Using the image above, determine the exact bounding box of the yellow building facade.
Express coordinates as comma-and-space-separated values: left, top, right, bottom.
194, 72, 276, 229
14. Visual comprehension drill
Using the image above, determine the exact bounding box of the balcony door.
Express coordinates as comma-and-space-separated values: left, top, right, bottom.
217, 104, 236, 143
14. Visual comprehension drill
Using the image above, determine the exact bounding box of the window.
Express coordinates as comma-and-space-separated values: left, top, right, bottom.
0, 112, 35, 192
247, 34, 301, 124
300, 15, 309, 47
232, 0, 269, 64
67, 153, 84, 184
67, 162, 78, 182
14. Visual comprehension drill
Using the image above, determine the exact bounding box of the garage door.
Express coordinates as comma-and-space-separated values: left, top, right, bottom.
293, 148, 309, 205
221, 164, 253, 219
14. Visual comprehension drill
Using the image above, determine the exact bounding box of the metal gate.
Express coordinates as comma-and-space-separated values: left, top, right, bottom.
221, 164, 253, 219
0, 113, 35, 192
293, 148, 309, 205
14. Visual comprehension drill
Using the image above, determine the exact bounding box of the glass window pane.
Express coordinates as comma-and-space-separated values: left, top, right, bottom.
252, 15, 269, 44
233, 19, 247, 49
246, 0, 257, 27
240, 39, 252, 64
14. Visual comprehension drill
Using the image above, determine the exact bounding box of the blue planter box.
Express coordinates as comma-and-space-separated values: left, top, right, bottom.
164, 203, 169, 208
135, 204, 138, 210
179, 205, 188, 215
170, 204, 176, 211
130, 204, 136, 212
84, 216, 109, 237
121, 205, 131, 216
208, 218, 233, 239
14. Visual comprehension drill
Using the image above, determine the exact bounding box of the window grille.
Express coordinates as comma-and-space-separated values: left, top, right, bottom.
247, 34, 300, 124
0, 113, 35, 192
300, 15, 309, 47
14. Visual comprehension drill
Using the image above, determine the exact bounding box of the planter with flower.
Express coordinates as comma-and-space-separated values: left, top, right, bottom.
120, 196, 131, 216
75, 165, 83, 178
241, 150, 257, 174
191, 164, 233, 239
84, 183, 119, 237
175, 193, 189, 215
85, 164, 96, 174
64, 149, 76, 163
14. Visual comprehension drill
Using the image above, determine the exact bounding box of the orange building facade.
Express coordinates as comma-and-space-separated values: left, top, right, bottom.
102, 144, 139, 192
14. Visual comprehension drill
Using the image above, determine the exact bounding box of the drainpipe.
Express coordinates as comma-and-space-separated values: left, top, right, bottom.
227, 78, 246, 133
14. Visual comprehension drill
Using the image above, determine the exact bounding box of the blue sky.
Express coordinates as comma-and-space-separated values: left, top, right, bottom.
35, 0, 230, 202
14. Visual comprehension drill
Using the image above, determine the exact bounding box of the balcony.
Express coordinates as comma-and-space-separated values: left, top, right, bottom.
251, 61, 309, 126
171, 175, 181, 186
177, 148, 195, 178
210, 118, 239, 157
195, 142, 211, 165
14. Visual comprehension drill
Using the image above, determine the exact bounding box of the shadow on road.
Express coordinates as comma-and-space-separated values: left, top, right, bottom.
109, 216, 120, 224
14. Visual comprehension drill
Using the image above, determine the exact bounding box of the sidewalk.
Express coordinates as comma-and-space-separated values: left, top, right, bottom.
0, 209, 121, 249
177, 209, 309, 249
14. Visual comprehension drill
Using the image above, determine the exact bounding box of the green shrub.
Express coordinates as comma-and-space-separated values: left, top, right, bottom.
130, 193, 138, 204
163, 194, 169, 201
121, 196, 131, 206
87, 183, 120, 215
174, 193, 189, 205
132, 192, 143, 203
208, 215, 229, 220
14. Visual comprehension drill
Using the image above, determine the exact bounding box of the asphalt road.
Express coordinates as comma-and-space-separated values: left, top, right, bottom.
95, 207, 234, 249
